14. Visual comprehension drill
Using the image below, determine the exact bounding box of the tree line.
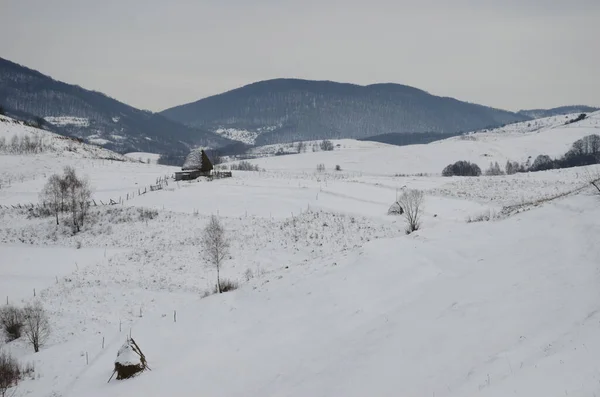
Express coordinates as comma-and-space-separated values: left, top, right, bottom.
442, 134, 600, 177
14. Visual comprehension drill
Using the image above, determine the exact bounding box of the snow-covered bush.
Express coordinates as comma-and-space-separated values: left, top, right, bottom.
0, 305, 24, 342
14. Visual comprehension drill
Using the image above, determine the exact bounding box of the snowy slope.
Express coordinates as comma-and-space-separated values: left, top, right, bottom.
124, 152, 161, 164
214, 127, 260, 145
15, 192, 600, 397
1, 115, 600, 397
0, 115, 131, 160
0, 115, 179, 204
240, 112, 600, 175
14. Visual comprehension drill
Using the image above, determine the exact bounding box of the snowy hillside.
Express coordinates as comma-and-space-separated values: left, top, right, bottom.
214, 127, 260, 145
239, 111, 600, 175
1, 115, 599, 397
124, 152, 161, 164
0, 115, 131, 161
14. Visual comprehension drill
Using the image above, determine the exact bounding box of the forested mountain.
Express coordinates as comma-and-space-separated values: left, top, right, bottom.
161, 79, 531, 145
518, 105, 599, 119
0, 57, 230, 154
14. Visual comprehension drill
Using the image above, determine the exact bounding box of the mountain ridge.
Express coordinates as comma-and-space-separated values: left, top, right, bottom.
160, 78, 532, 145
0, 57, 231, 154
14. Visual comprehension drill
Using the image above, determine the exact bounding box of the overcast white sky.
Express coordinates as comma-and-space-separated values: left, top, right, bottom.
1, 0, 598, 112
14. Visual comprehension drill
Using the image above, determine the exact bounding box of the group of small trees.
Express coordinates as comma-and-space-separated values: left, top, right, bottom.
39, 166, 92, 231
442, 134, 600, 177
0, 134, 46, 154
320, 140, 334, 151
442, 161, 482, 177
0, 302, 50, 352
0, 302, 47, 396
517, 134, 600, 173
228, 161, 260, 171
484, 162, 504, 176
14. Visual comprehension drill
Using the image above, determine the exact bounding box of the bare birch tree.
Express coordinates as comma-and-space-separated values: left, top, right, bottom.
23, 301, 50, 353
397, 189, 424, 234
201, 215, 230, 293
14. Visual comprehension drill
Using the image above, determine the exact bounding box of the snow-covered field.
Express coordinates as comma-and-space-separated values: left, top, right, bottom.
239, 111, 600, 175
44, 116, 90, 128
124, 152, 161, 164
1, 112, 600, 396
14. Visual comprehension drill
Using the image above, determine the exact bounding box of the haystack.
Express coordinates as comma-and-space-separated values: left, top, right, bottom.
109, 338, 149, 381
387, 201, 404, 215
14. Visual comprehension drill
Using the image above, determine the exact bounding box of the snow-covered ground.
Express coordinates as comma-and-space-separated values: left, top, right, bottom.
44, 116, 90, 128
214, 127, 260, 145
237, 111, 600, 175
1, 111, 600, 397
124, 152, 161, 164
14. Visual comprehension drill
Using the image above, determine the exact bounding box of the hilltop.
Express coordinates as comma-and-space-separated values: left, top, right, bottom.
160, 78, 530, 145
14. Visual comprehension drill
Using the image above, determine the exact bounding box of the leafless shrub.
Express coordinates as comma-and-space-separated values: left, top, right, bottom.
466, 209, 499, 223
335, 164, 341, 171
23, 301, 50, 353
137, 208, 158, 221
586, 169, 600, 195
0, 306, 24, 342
213, 278, 238, 293
316, 163, 325, 172
230, 161, 260, 171
244, 268, 254, 282
397, 189, 424, 234
201, 215, 230, 293
0, 351, 25, 397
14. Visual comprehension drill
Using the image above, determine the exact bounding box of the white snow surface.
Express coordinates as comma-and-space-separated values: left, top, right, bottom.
124, 152, 161, 164
214, 127, 260, 145
115, 342, 141, 366
44, 116, 90, 128
240, 111, 600, 175
1, 112, 600, 397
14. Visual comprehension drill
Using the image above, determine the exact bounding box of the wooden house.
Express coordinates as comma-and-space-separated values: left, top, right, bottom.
175, 149, 213, 181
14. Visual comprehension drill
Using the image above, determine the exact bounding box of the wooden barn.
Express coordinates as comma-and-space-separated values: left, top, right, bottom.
175, 149, 213, 181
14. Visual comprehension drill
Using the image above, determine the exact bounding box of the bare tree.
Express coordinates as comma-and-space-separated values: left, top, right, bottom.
397, 189, 424, 234
76, 177, 92, 227
0, 351, 21, 397
0, 305, 24, 342
23, 301, 50, 353
40, 174, 63, 225
201, 215, 230, 293
62, 167, 91, 232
